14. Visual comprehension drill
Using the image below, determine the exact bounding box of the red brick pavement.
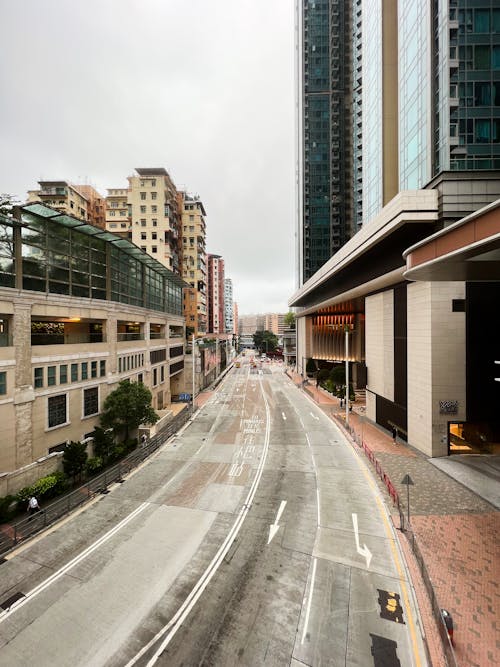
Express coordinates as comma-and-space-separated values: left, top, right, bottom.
287, 370, 499, 667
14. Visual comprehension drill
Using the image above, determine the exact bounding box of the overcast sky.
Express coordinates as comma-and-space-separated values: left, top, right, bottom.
0, 0, 295, 315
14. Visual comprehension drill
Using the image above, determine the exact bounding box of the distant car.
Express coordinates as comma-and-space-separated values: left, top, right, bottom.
235, 361, 241, 368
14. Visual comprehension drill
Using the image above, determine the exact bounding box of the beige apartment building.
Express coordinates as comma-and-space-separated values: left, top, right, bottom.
27, 181, 105, 229
0, 203, 186, 495
180, 192, 207, 334
127, 168, 182, 275
105, 187, 130, 237
265, 313, 286, 336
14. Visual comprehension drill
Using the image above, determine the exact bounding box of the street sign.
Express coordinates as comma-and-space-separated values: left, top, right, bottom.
401, 473, 414, 527
401, 474, 414, 486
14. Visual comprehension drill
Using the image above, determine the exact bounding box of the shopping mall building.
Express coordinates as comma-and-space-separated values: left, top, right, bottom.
290, 191, 500, 458
0, 203, 186, 493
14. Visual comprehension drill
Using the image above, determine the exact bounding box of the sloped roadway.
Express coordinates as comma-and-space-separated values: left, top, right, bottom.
0, 359, 427, 666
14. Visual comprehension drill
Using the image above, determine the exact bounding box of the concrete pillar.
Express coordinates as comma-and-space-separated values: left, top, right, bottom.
13, 300, 34, 467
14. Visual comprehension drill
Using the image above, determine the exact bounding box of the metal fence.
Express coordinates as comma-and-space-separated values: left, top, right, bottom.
0, 407, 191, 558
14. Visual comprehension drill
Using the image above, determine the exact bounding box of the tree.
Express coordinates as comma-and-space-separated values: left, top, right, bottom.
63, 441, 88, 482
91, 426, 114, 464
284, 311, 296, 329
253, 330, 278, 354
306, 358, 317, 376
100, 380, 159, 441
0, 193, 20, 218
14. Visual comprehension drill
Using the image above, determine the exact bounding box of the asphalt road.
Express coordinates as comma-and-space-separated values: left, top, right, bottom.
0, 355, 428, 666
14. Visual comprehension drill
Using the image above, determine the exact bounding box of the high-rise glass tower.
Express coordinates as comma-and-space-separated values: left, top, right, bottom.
297, 0, 356, 285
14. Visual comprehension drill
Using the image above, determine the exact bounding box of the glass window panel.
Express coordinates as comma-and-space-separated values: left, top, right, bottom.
49, 266, 69, 281
34, 367, 44, 388
48, 394, 67, 428
81, 362, 88, 380
493, 9, 500, 32
474, 9, 490, 32
47, 366, 56, 386
474, 45, 490, 69
23, 277, 45, 292
71, 363, 78, 382
49, 281, 70, 295
91, 361, 97, 378
100, 360, 106, 376
493, 46, 500, 70
83, 387, 99, 416
0, 371, 6, 395
475, 82, 491, 106
60, 365, 68, 384
73, 285, 89, 298
475, 119, 491, 143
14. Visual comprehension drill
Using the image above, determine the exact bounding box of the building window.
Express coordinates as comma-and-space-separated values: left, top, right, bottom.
141, 246, 147, 252
160, 365, 165, 383
83, 386, 99, 417
91, 361, 97, 378
120, 210, 126, 216
71, 363, 78, 382
109, 223, 117, 228
138, 373, 143, 383
152, 232, 157, 240
141, 219, 146, 226
151, 206, 157, 213
152, 219, 157, 227
100, 360, 106, 376
0, 371, 6, 395
140, 205, 146, 213
60, 365, 68, 384
151, 192, 157, 200
47, 366, 56, 386
151, 179, 156, 186
152, 246, 157, 253
141, 232, 147, 240
48, 394, 67, 428
140, 192, 146, 200
34, 367, 44, 388
153, 368, 158, 385
81, 362, 88, 380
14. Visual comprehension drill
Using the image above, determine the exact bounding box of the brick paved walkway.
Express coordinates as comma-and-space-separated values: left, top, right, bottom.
287, 370, 499, 667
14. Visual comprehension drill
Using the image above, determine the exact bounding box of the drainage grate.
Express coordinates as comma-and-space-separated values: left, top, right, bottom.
1, 591, 26, 611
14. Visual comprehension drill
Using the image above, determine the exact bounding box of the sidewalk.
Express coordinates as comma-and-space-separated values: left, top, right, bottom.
287, 371, 499, 667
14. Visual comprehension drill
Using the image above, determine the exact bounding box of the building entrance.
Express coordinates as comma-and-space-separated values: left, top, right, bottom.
449, 422, 500, 455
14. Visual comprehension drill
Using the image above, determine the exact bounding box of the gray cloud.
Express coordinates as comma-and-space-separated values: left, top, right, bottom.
0, 0, 295, 314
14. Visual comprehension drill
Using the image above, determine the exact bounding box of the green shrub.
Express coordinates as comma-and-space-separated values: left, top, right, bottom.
0, 495, 18, 523
317, 369, 330, 385
16, 471, 68, 503
85, 457, 104, 476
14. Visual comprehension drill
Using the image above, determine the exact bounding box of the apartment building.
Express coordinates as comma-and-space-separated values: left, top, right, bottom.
207, 254, 225, 334
105, 187, 130, 237
76, 185, 106, 229
233, 301, 239, 335
128, 168, 182, 275
180, 192, 207, 334
224, 278, 234, 334
0, 203, 186, 493
27, 181, 88, 224
264, 313, 286, 336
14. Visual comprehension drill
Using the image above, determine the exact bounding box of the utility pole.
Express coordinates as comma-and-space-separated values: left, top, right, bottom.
345, 324, 350, 426
191, 333, 196, 415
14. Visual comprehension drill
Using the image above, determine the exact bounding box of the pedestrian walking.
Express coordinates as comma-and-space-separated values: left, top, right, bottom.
141, 433, 147, 447
27, 495, 41, 519
391, 426, 397, 444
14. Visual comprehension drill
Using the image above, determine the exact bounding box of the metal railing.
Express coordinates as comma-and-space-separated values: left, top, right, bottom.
0, 407, 191, 557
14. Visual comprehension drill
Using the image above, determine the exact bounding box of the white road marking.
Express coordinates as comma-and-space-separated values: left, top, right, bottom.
128, 373, 273, 667
282, 411, 287, 420
310, 412, 319, 421
0, 502, 150, 621
301, 557, 318, 644
267, 500, 287, 545
352, 513, 373, 569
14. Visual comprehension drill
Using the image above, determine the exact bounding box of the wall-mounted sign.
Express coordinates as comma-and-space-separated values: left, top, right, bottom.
439, 400, 458, 415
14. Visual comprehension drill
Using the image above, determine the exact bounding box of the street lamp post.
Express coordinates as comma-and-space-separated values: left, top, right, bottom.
191, 333, 196, 415
345, 324, 350, 426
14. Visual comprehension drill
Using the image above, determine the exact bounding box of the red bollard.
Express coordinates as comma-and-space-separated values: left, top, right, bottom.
441, 609, 454, 644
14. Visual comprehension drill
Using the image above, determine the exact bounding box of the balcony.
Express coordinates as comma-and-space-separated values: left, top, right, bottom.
31, 319, 105, 346
117, 320, 144, 343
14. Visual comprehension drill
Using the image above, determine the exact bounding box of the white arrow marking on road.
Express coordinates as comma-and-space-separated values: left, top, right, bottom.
352, 513, 373, 568
282, 411, 287, 420
268, 500, 287, 544
310, 412, 319, 420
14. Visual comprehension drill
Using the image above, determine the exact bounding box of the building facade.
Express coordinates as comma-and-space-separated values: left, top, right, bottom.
105, 187, 130, 237
224, 278, 234, 334
27, 181, 104, 227
297, 0, 356, 285
180, 192, 207, 334
127, 168, 182, 275
0, 203, 186, 492
207, 254, 225, 334
291, 1, 500, 457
